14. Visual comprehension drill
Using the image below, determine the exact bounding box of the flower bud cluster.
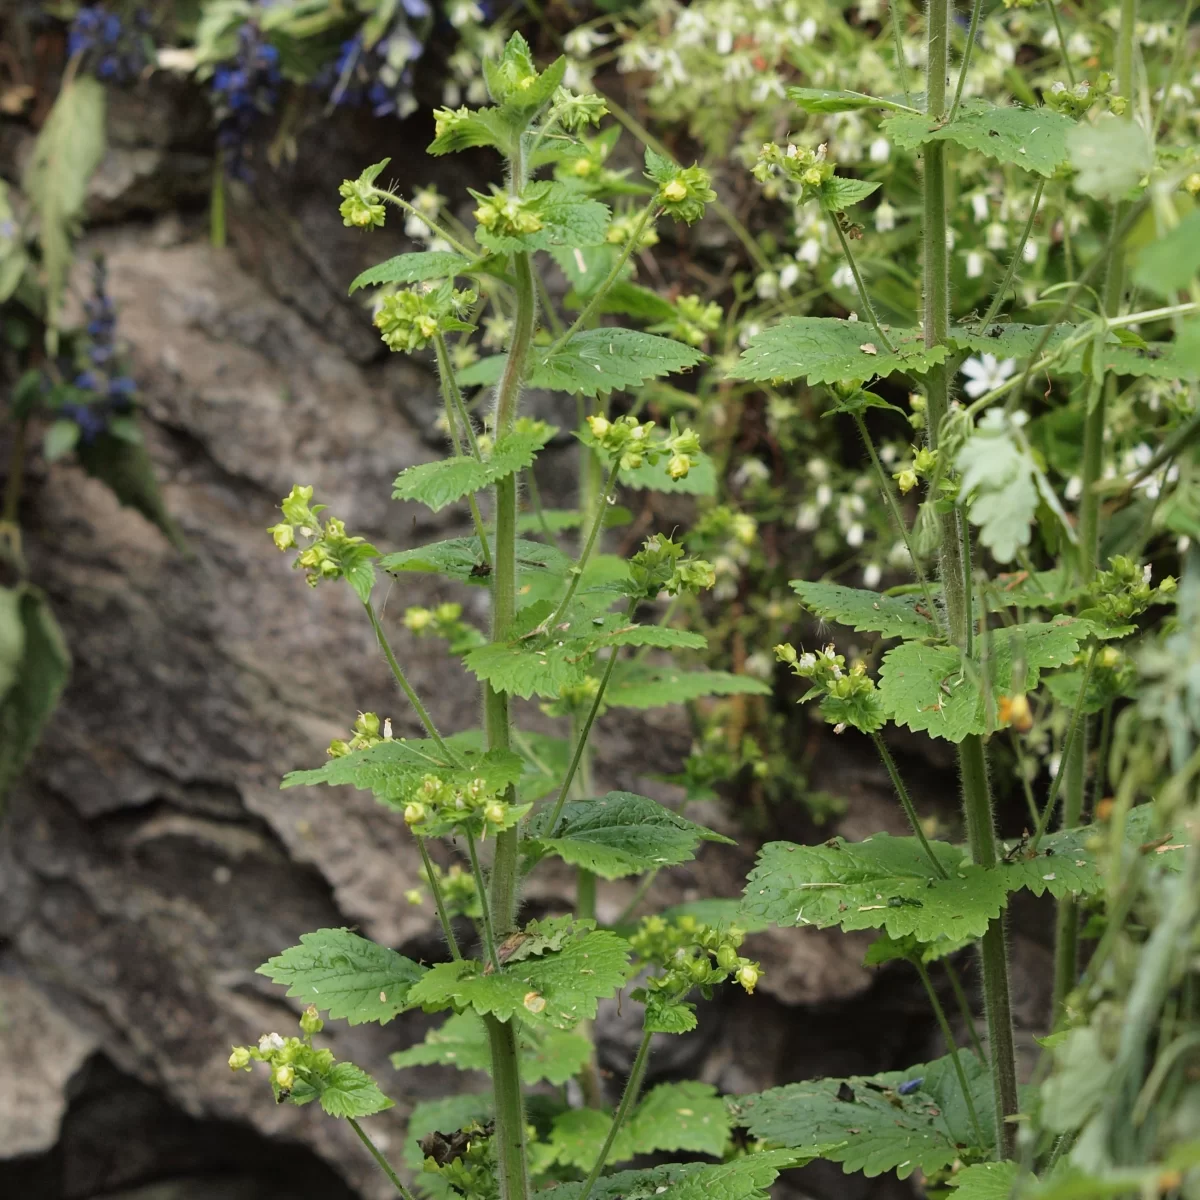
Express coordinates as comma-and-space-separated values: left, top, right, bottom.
374, 281, 478, 354
328, 711, 393, 758
268, 486, 379, 591
403, 602, 484, 653
548, 86, 608, 132
586, 414, 702, 480
775, 642, 885, 734
338, 176, 387, 229
651, 294, 723, 349
628, 534, 716, 600
1045, 76, 1115, 119
472, 188, 545, 237
422, 860, 482, 919
1085, 556, 1177, 624
605, 208, 661, 250
653, 163, 717, 225
630, 914, 762, 998
404, 773, 524, 840
893, 446, 939, 495
228, 1007, 333, 1104
751, 141, 835, 205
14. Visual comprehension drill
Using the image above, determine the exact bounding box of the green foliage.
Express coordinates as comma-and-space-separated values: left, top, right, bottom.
393, 423, 555, 512
380, 537, 572, 586
878, 619, 1092, 741
732, 318, 948, 385
604, 662, 771, 709
531, 329, 706, 397
257, 929, 427, 1025
790, 580, 939, 640
882, 100, 1074, 177
0, 586, 70, 805
787, 87, 909, 114
348, 251, 473, 294
318, 1062, 395, 1119
1066, 117, 1154, 200
1131, 212, 1200, 298
948, 1162, 1020, 1198
405, 924, 635, 1030
956, 410, 1041, 564
463, 599, 706, 699
729, 1051, 997, 1177
742, 835, 1007, 942
22, 76, 107, 340
528, 791, 733, 880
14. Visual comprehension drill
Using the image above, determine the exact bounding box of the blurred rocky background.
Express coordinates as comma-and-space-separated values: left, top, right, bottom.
0, 69, 1051, 1200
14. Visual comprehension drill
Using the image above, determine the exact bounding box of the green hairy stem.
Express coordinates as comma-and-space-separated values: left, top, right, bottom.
922, 0, 1018, 1156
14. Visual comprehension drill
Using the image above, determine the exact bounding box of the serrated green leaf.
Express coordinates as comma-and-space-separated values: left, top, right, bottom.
318, 1061, 395, 1118
948, 1161, 1019, 1197
0, 586, 70, 805
620, 450, 718, 495
541, 1149, 822, 1200
391, 1011, 593, 1085
997, 804, 1184, 900
428, 106, 517, 156
630, 1082, 732, 1158
380, 536, 572, 586
550, 1108, 634, 1169
1067, 116, 1153, 200
257, 928, 427, 1025
729, 1051, 996, 1177
477, 184, 611, 253
788, 86, 910, 113
529, 329, 705, 397
643, 994, 698, 1034
348, 251, 473, 295
605, 662, 771, 710
393, 425, 555, 512
463, 600, 706, 699
883, 99, 1073, 177
530, 792, 733, 880
23, 76, 107, 340
405, 928, 634, 1029
742, 836, 1007, 942
282, 735, 524, 815
957, 411, 1039, 564
949, 323, 1076, 360
596, 281, 678, 322
863, 930, 975, 966
791, 580, 940, 639
550, 242, 632, 295
878, 618, 1092, 742
732, 318, 946, 385
820, 177, 881, 212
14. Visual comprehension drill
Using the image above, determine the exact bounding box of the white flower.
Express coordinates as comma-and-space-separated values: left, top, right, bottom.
815, 483, 834, 509
960, 353, 1017, 399
797, 237, 822, 265
798, 16, 818, 42
832, 264, 855, 290
779, 262, 800, 290
745, 651, 774, 680
716, 27, 734, 55
966, 250, 985, 279
258, 1032, 286, 1053
1022, 238, 1039, 263
971, 192, 990, 224
448, 0, 484, 27
807, 457, 830, 481
846, 522, 865, 548
985, 221, 1008, 250
863, 562, 882, 588
756, 271, 780, 299
874, 201, 896, 232
1067, 32, 1093, 56
1064, 475, 1083, 501
564, 28, 607, 56
733, 458, 770, 487
795, 503, 821, 531
869, 137, 890, 163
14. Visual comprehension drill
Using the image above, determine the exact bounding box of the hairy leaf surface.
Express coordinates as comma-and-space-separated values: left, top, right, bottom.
318, 1062, 395, 1118
729, 1051, 996, 1177
883, 99, 1073, 176
742, 835, 1007, 942
380, 537, 572, 585
530, 792, 733, 880
791, 580, 940, 639
348, 251, 472, 294
530, 329, 705, 397
732, 318, 947, 384
258, 928, 427, 1025
605, 662, 772, 709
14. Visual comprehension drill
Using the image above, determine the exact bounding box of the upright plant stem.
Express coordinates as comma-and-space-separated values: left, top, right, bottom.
871, 733, 948, 878
365, 600, 458, 761
577, 1030, 654, 1200
913, 958, 986, 1150
1055, 0, 1137, 1019
889, 0, 912, 105
349, 1117, 419, 1200
416, 836, 463, 960
467, 829, 501, 972
484, 243, 538, 1200
921, 0, 1018, 1156
433, 336, 491, 559
549, 460, 621, 628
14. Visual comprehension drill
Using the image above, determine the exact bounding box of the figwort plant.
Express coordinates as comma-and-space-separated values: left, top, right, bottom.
231, 5, 1200, 1199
